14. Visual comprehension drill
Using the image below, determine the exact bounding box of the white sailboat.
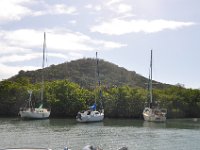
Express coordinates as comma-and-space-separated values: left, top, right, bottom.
76, 52, 104, 122
19, 32, 50, 119
143, 50, 167, 122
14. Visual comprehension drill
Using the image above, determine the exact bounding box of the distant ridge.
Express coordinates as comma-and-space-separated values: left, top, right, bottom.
9, 58, 171, 89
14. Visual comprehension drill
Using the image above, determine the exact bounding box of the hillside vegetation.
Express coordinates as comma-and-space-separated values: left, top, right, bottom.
0, 58, 199, 118
10, 58, 171, 89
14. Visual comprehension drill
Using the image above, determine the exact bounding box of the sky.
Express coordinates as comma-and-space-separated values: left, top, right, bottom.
0, 0, 200, 89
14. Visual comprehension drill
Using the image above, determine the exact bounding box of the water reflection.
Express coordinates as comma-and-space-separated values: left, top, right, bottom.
49, 118, 76, 127
3, 117, 200, 130
143, 118, 200, 130
103, 118, 143, 127
143, 121, 166, 129
1, 118, 200, 150
166, 118, 200, 129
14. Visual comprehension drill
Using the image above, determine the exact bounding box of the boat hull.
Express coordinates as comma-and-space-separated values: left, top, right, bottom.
76, 110, 104, 123
76, 115, 104, 123
19, 109, 50, 119
143, 113, 166, 122
143, 107, 166, 122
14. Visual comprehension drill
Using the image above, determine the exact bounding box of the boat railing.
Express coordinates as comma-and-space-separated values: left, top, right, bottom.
160, 108, 167, 114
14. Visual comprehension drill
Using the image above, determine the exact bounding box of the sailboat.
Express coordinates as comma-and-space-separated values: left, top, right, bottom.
142, 50, 167, 122
76, 52, 104, 122
19, 32, 51, 119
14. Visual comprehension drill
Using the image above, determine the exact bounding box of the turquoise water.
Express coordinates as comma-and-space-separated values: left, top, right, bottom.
0, 118, 200, 150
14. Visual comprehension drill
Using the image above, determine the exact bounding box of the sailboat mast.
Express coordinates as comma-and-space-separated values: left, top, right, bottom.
96, 52, 103, 110
41, 32, 46, 102
150, 50, 153, 105
94, 52, 99, 110
96, 52, 100, 87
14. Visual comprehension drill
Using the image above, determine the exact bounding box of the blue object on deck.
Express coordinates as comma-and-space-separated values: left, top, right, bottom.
90, 103, 96, 111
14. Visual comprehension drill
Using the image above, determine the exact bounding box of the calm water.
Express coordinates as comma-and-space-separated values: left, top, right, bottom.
0, 118, 200, 150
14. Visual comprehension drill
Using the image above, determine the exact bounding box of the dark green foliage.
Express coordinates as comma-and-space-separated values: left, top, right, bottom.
0, 80, 28, 116
46, 80, 92, 117
9, 58, 171, 89
1, 58, 200, 118
0, 78, 200, 118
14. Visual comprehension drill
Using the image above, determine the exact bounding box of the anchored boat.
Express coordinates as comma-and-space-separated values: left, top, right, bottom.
76, 52, 104, 123
142, 50, 167, 122
19, 32, 50, 119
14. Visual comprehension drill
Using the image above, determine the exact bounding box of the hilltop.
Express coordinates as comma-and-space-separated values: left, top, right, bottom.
9, 58, 170, 89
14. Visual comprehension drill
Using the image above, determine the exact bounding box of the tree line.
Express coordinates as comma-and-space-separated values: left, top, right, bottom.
0, 78, 200, 118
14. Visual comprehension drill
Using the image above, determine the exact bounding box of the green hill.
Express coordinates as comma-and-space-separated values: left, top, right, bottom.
9, 58, 170, 89
1, 58, 200, 118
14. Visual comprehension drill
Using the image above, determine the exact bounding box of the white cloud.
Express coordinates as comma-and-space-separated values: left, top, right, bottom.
45, 4, 77, 15
103, 41, 126, 49
85, 4, 102, 12
0, 1, 77, 23
106, 0, 123, 6
0, 43, 32, 55
2, 29, 43, 48
0, 51, 82, 81
46, 29, 125, 50
85, 4, 93, 9
69, 20, 77, 24
92, 40, 126, 49
94, 5, 102, 11
104, 0, 132, 15
0, 29, 90, 51
0, 63, 38, 81
47, 53, 68, 59
68, 52, 84, 60
0, 0, 33, 22
32, 4, 78, 16
0, 53, 40, 63
91, 19, 195, 35
117, 4, 132, 14
47, 33, 94, 51
0, 28, 125, 62
55, 4, 76, 14
31, 4, 78, 16
0, 52, 69, 63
